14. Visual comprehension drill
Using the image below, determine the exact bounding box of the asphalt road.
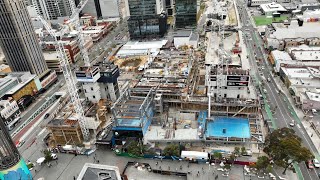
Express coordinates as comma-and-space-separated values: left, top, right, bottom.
236, 0, 320, 179
10, 76, 64, 135
85, 19, 129, 65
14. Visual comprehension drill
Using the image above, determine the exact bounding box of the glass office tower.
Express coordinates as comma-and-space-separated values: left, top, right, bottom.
127, 0, 167, 39
175, 0, 197, 28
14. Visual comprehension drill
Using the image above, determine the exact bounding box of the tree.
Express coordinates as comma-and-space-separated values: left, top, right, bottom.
224, 164, 231, 170
264, 127, 314, 174
163, 144, 180, 156
234, 147, 240, 156
213, 152, 223, 163
256, 156, 270, 171
43, 149, 53, 163
241, 146, 246, 155
127, 141, 143, 156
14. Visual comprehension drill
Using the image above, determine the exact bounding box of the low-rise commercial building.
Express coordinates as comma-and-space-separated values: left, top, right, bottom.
279, 66, 320, 110
266, 20, 320, 50
0, 98, 20, 125
260, 2, 287, 16
2, 72, 39, 102
43, 51, 72, 73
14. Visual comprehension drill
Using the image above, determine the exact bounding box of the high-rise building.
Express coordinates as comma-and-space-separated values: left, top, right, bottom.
0, 117, 32, 179
79, 0, 120, 19
175, 0, 197, 28
81, 0, 102, 18
126, 0, 167, 39
0, 0, 49, 78
31, 0, 72, 20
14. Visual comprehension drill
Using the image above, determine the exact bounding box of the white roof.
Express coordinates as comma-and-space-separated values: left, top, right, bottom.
297, 9, 320, 20
281, 67, 313, 78
271, 50, 292, 61
270, 21, 320, 39
43, 52, 59, 60
260, 3, 287, 13
287, 45, 320, 53
306, 91, 320, 102
181, 151, 209, 159
116, 40, 167, 57
292, 50, 320, 61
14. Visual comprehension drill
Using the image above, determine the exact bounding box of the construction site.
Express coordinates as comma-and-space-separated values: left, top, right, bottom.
46, 94, 109, 147
40, 0, 265, 151
105, 0, 264, 148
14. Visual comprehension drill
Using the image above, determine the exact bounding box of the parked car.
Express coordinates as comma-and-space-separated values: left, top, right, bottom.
313, 159, 320, 168
306, 160, 314, 169
267, 77, 271, 82
16, 140, 25, 148
44, 113, 50, 119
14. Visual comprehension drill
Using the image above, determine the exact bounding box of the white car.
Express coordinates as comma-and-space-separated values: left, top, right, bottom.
313, 159, 320, 168
289, 120, 295, 127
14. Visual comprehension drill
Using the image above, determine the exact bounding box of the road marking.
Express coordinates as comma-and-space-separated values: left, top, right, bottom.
38, 128, 46, 137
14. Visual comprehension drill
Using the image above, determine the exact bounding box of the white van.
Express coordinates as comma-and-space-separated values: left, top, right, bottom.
312, 109, 317, 115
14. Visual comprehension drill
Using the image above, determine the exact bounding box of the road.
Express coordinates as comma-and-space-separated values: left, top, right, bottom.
80, 18, 129, 66
10, 76, 64, 135
236, 0, 320, 179
12, 77, 64, 152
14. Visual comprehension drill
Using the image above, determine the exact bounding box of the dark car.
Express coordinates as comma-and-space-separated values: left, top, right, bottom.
44, 113, 50, 119
306, 160, 314, 169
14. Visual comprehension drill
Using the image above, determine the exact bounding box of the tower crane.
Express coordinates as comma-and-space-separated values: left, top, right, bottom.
36, 0, 92, 141
67, 0, 91, 66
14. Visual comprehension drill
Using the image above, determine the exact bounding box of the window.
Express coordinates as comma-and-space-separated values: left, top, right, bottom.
84, 89, 87, 93
93, 95, 95, 99
91, 87, 93, 91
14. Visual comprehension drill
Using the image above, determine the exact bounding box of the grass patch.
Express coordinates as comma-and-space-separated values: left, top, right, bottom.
253, 15, 289, 26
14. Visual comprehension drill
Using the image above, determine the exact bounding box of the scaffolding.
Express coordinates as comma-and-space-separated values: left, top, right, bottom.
111, 88, 155, 135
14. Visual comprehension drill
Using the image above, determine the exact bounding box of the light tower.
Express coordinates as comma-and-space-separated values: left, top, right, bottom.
0, 117, 32, 180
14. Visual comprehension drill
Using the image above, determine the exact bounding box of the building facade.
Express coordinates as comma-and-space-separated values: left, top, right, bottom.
31, 0, 72, 20
0, 0, 49, 78
175, 0, 197, 28
127, 0, 167, 39
0, 99, 20, 125
75, 63, 120, 103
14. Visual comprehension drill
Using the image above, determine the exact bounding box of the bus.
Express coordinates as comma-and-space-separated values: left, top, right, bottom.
7, 116, 21, 131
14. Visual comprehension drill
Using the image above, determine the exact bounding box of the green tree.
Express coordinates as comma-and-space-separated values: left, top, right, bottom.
43, 149, 53, 163
213, 152, 223, 163
241, 147, 246, 155
234, 147, 240, 156
229, 154, 236, 164
163, 144, 180, 156
127, 141, 143, 156
256, 156, 270, 171
264, 127, 314, 174
266, 165, 273, 173
224, 164, 231, 170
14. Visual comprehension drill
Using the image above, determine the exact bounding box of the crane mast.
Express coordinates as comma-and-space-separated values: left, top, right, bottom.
38, 17, 90, 141
36, 0, 92, 141
68, 0, 91, 66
